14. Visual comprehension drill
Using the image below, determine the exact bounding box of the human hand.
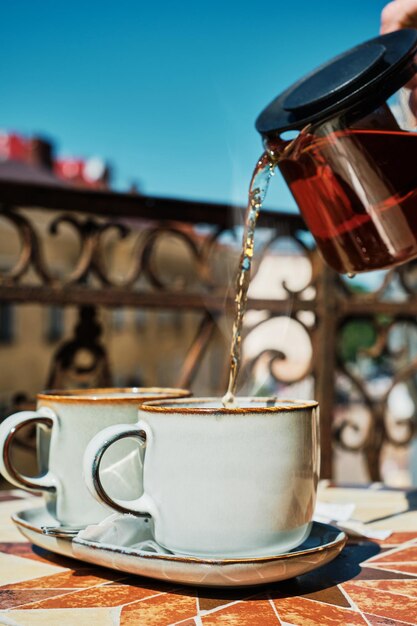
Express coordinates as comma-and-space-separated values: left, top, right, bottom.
381, 0, 417, 33
381, 0, 417, 116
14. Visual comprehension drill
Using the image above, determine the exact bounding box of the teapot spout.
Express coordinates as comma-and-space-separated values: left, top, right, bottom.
263, 127, 311, 164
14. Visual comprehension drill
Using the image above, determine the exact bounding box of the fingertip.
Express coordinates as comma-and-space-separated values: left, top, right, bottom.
380, 1, 401, 34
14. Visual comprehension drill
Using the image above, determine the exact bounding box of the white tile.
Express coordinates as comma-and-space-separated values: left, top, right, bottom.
0, 553, 67, 586
0, 608, 118, 626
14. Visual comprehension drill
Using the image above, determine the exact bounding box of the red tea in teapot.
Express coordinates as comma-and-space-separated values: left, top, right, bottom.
271, 128, 417, 274
255, 30, 417, 275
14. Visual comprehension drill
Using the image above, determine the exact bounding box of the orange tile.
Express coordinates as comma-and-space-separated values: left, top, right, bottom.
301, 585, 352, 608
272, 596, 368, 626
351, 579, 417, 597
121, 590, 197, 625
0, 542, 43, 556
367, 563, 417, 575
374, 532, 417, 548
0, 569, 122, 590
364, 612, 416, 625
368, 546, 417, 564
0, 542, 78, 568
354, 566, 416, 581
343, 581, 417, 623
18, 583, 165, 609
202, 598, 280, 625
0, 589, 68, 610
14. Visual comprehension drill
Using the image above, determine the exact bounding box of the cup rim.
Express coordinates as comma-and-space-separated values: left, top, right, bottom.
140, 396, 318, 414
37, 387, 191, 404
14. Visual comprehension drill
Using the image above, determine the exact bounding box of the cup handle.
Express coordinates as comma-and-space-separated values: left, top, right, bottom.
83, 421, 156, 518
0, 408, 58, 493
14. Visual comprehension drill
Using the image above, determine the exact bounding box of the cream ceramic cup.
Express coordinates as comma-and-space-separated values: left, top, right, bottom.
84, 397, 320, 558
0, 387, 190, 527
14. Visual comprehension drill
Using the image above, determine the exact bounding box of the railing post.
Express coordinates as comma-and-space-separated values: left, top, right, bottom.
315, 259, 338, 479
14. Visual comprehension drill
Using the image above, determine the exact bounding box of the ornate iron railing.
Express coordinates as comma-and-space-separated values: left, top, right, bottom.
0, 173, 416, 481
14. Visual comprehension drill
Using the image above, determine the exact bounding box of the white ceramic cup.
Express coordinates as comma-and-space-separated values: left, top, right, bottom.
84, 397, 320, 558
0, 387, 190, 527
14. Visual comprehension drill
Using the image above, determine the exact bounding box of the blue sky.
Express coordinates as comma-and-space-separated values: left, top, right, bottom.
1, 0, 388, 210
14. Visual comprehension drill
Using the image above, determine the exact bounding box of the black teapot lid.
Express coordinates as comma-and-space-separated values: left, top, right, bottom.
256, 29, 417, 136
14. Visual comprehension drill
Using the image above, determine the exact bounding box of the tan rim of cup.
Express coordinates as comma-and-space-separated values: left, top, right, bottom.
36, 387, 191, 404
140, 396, 318, 414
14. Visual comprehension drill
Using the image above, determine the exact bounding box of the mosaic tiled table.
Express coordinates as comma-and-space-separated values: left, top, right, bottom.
0, 485, 416, 626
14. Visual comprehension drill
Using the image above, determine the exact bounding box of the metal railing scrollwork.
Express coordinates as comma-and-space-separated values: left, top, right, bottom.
1, 182, 417, 481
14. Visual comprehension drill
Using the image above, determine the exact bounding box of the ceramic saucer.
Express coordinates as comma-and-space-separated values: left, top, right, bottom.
12, 506, 79, 560
12, 506, 347, 587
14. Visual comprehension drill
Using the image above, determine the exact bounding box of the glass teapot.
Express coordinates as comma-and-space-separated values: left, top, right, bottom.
256, 29, 417, 274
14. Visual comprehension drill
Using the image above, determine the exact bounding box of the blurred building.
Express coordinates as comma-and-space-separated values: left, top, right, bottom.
0, 131, 111, 189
